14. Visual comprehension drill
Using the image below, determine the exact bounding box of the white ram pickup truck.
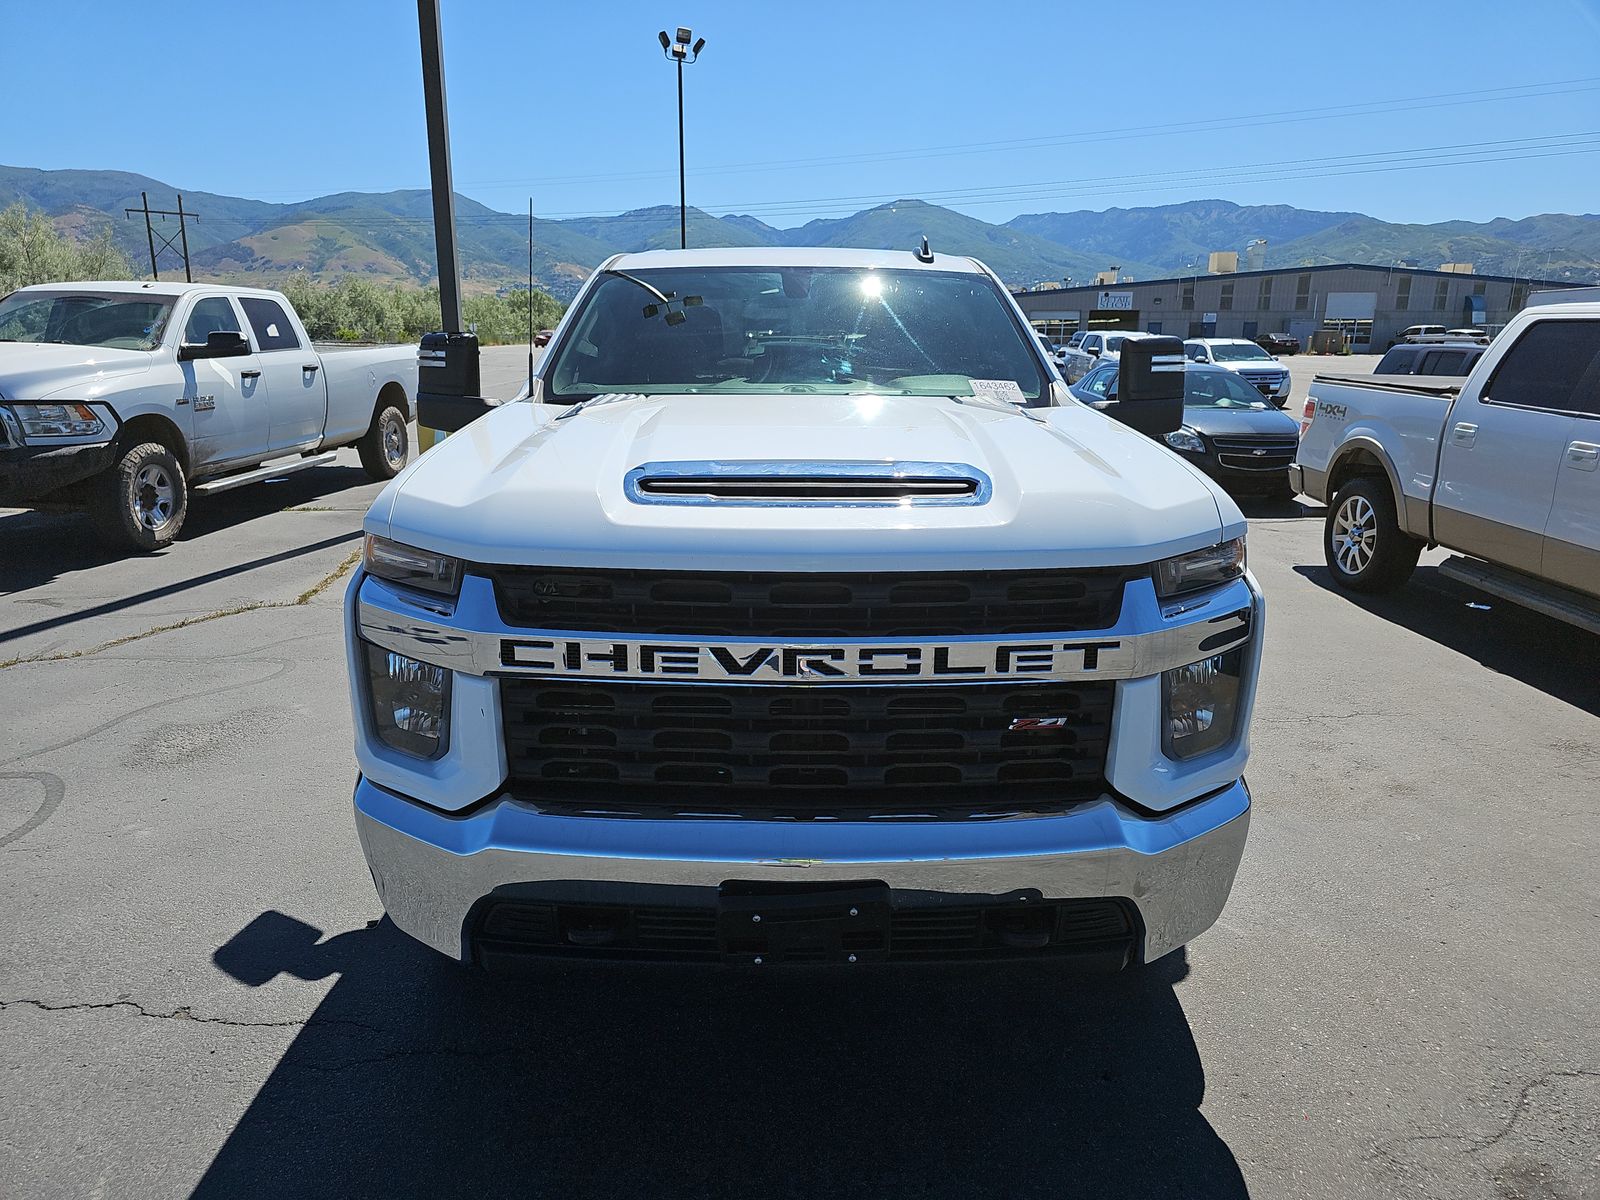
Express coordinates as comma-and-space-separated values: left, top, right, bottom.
346, 247, 1262, 972
1292, 302, 1600, 629
0, 282, 418, 549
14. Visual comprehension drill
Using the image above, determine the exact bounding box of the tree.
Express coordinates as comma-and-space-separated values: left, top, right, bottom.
0, 203, 131, 292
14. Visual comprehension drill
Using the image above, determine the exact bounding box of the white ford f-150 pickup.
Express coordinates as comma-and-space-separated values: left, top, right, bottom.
1292, 302, 1600, 628
346, 247, 1262, 972
0, 282, 419, 549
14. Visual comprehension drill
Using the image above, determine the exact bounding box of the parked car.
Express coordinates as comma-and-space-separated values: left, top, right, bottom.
1072, 361, 1300, 496
1372, 341, 1487, 377
1386, 324, 1447, 349
0, 282, 418, 549
346, 246, 1260, 972
1442, 328, 1490, 342
1254, 331, 1300, 355
533, 329, 555, 347
1182, 338, 1292, 406
1058, 329, 1161, 384
1292, 303, 1599, 629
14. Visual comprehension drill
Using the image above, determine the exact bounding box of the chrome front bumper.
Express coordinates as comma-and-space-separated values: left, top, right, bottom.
353, 775, 1251, 965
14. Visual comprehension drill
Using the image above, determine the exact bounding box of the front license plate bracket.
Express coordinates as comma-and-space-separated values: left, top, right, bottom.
717, 881, 891, 964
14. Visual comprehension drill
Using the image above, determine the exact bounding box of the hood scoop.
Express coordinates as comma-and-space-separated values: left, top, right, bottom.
624, 460, 991, 507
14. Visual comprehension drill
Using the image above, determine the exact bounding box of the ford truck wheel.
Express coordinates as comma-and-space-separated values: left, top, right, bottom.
1324, 477, 1420, 593
94, 442, 188, 552
358, 406, 409, 480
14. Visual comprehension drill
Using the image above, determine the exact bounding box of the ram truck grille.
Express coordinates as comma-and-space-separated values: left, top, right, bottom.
501, 679, 1114, 818
480, 565, 1140, 637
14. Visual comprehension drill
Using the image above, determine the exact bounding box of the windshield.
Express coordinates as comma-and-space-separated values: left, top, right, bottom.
0, 291, 175, 351
1210, 342, 1273, 362
1183, 368, 1272, 409
544, 266, 1049, 404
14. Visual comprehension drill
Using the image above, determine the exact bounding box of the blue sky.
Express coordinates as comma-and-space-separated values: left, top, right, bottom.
9, 0, 1600, 226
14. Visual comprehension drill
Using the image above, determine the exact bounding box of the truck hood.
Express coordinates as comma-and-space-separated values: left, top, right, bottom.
373, 394, 1241, 571
0, 343, 153, 401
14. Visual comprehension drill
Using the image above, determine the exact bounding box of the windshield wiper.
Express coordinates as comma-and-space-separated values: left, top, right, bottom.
947, 393, 1045, 423
553, 392, 655, 421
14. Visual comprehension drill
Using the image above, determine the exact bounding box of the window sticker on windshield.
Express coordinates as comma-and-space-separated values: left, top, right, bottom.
969, 379, 1028, 406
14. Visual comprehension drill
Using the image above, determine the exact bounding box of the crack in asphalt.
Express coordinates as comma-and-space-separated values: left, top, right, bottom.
0, 547, 360, 671
0, 660, 293, 769
0, 772, 66, 849
1367, 1066, 1600, 1175
0, 996, 382, 1034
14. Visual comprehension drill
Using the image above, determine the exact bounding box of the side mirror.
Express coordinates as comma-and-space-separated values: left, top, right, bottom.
1107, 336, 1184, 437
416, 330, 497, 433
178, 330, 251, 361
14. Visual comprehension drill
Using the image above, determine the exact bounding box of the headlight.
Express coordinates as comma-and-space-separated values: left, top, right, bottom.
1155, 538, 1246, 598
1162, 647, 1245, 760
10, 403, 105, 439
1163, 428, 1205, 453
363, 534, 462, 598
363, 642, 451, 759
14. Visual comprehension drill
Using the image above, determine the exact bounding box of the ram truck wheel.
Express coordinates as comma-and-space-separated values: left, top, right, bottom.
92, 441, 188, 552
1324, 476, 1421, 593
358, 406, 409, 480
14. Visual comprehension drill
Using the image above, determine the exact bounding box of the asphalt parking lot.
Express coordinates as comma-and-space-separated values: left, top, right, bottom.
2, 346, 1596, 1200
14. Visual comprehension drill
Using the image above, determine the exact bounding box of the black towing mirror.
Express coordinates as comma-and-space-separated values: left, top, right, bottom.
416, 330, 497, 433
178, 330, 251, 361
1105, 336, 1185, 437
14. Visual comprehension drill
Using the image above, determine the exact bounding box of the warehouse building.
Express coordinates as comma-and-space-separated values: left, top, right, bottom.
1013, 263, 1570, 352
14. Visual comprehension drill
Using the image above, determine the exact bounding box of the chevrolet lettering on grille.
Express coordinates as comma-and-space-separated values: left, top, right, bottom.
498, 636, 1128, 683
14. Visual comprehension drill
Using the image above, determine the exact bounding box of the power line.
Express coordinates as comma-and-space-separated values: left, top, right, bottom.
230, 73, 1600, 200
123, 192, 199, 281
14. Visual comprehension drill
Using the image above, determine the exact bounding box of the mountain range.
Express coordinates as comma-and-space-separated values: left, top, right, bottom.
5, 164, 1598, 299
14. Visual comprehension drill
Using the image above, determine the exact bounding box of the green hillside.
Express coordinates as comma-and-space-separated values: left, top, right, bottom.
3, 164, 1597, 297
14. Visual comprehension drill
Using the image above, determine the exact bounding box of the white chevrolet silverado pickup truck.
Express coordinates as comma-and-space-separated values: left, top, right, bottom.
346, 247, 1262, 972
0, 282, 418, 549
1292, 303, 1599, 629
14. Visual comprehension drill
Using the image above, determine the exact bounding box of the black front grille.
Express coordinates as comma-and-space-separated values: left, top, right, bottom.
1212, 435, 1299, 472
478, 565, 1140, 637
502, 679, 1113, 817
474, 897, 1136, 965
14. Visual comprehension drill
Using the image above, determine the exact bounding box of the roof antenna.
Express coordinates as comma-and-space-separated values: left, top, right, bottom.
915, 235, 934, 263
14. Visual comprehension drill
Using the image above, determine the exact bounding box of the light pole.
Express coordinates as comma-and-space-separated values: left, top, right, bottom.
658, 26, 706, 250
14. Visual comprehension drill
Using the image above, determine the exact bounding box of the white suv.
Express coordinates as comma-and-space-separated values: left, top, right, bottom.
1183, 338, 1292, 406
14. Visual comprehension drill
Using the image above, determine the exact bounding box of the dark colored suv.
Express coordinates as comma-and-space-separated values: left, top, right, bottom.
1373, 342, 1486, 376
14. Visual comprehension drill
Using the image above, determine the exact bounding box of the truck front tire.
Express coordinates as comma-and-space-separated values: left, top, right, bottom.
358, 406, 409, 480
1324, 476, 1421, 593
93, 441, 188, 552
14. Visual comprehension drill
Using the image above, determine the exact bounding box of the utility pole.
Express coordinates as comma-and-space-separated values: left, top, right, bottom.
124, 192, 200, 282
418, 0, 463, 333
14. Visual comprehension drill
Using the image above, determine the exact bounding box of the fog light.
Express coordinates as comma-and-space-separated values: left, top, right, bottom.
1162, 647, 1245, 760
363, 642, 450, 759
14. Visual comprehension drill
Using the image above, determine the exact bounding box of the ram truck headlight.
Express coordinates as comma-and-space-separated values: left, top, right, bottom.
1154, 537, 1246, 598
363, 534, 462, 598
1162, 647, 1245, 760
363, 643, 451, 759
1163, 427, 1205, 453
9, 403, 106, 439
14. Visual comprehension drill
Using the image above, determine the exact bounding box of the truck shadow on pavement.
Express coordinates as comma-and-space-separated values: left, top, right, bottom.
195, 912, 1247, 1200
0, 464, 371, 593
1295, 563, 1600, 716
